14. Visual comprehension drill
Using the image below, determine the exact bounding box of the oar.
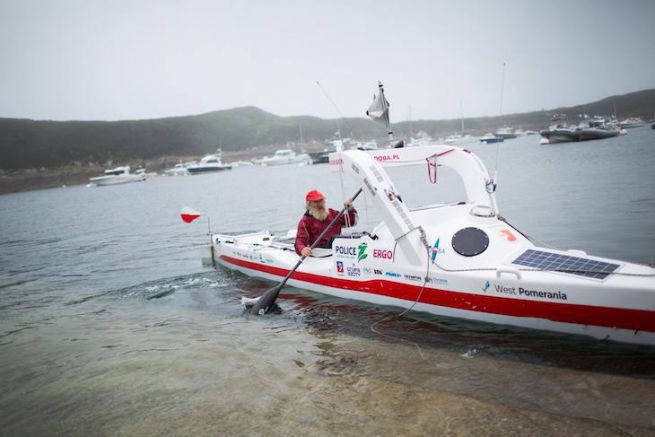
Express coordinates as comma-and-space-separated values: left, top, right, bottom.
251, 188, 363, 315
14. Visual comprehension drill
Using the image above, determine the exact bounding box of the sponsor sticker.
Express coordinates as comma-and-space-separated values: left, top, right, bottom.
357, 243, 368, 262
518, 287, 567, 301
385, 271, 401, 278
346, 266, 361, 277
373, 153, 400, 162
431, 238, 445, 261
373, 248, 393, 260
403, 274, 422, 282
491, 225, 517, 242
482, 282, 568, 301
335, 245, 357, 258
427, 277, 448, 286
498, 228, 517, 242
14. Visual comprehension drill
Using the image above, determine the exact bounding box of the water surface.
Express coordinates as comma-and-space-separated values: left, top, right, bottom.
2, 129, 655, 435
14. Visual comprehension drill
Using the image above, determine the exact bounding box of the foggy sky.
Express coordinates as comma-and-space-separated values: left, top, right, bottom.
1, 0, 654, 122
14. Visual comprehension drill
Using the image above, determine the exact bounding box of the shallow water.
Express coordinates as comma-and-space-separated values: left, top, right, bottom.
2, 128, 655, 435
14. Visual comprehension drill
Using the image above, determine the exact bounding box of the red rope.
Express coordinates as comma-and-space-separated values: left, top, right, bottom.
426, 149, 454, 184
426, 156, 438, 183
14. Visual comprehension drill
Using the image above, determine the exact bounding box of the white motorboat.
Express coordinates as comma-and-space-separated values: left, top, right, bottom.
619, 117, 645, 129
254, 149, 312, 166
230, 160, 255, 168
212, 144, 655, 346
164, 163, 190, 176
187, 150, 232, 174
89, 166, 146, 186
444, 134, 476, 145
495, 126, 517, 139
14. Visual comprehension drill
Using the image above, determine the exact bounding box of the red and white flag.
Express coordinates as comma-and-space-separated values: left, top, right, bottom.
180, 206, 201, 223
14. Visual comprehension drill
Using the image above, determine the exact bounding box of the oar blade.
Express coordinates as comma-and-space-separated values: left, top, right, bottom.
251, 284, 283, 315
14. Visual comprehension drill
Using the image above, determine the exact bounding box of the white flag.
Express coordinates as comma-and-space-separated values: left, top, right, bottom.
366, 82, 391, 134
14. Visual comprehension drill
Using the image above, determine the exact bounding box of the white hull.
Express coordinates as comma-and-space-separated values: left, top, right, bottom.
187, 150, 232, 173
211, 145, 655, 346
256, 157, 311, 166
213, 233, 655, 346
254, 150, 312, 166
90, 174, 146, 186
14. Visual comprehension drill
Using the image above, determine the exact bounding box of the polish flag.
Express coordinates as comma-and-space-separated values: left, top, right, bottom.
180, 206, 201, 223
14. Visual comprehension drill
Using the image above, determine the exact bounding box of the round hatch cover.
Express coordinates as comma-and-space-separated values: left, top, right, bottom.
451, 227, 489, 257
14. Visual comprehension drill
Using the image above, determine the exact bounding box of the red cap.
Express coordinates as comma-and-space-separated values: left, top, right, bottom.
305, 190, 325, 201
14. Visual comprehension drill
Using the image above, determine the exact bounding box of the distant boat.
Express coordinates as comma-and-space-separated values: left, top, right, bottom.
308, 141, 338, 164
540, 119, 620, 144
355, 141, 379, 151
407, 136, 437, 147
254, 149, 312, 166
619, 117, 645, 129
576, 120, 621, 141
308, 150, 331, 164
164, 163, 190, 176
479, 133, 504, 144
444, 134, 476, 145
495, 126, 517, 139
187, 150, 232, 174
514, 129, 539, 136
89, 166, 146, 186
539, 125, 578, 144
230, 160, 255, 168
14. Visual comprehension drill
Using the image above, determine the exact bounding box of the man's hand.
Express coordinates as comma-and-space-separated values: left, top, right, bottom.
344, 197, 353, 209
301, 247, 312, 257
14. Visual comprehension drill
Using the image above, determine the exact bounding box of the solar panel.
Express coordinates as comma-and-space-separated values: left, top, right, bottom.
512, 249, 620, 280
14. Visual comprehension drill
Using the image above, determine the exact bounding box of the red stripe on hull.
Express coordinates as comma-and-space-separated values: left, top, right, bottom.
219, 255, 655, 332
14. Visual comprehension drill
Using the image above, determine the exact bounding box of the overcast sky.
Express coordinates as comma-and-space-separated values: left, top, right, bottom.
1, 0, 654, 122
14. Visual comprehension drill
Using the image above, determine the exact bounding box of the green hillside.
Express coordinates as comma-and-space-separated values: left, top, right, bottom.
1, 89, 654, 170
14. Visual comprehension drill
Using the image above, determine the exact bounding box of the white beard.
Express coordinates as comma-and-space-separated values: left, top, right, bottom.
308, 205, 329, 221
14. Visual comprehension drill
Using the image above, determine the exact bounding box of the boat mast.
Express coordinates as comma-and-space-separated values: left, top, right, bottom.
499, 62, 506, 116
460, 97, 465, 134
408, 105, 413, 139
315, 81, 344, 149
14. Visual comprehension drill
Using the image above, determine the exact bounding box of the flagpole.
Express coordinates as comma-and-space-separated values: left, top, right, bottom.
378, 81, 394, 142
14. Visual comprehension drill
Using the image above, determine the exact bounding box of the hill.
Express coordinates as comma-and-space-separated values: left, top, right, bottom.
1, 89, 654, 171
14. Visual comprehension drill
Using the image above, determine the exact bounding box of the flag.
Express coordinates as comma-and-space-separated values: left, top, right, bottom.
366, 82, 390, 129
180, 206, 201, 223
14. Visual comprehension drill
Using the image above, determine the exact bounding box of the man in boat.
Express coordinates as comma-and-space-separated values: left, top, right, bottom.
295, 190, 357, 257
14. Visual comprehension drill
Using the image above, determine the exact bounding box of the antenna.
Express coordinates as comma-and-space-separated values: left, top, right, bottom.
315, 81, 345, 142
493, 62, 506, 194
459, 97, 464, 134
499, 62, 506, 116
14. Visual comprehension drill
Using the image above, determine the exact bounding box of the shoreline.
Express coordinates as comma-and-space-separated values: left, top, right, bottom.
0, 146, 286, 195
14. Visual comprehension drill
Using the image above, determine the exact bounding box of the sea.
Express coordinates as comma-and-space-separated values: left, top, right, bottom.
2, 128, 655, 436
